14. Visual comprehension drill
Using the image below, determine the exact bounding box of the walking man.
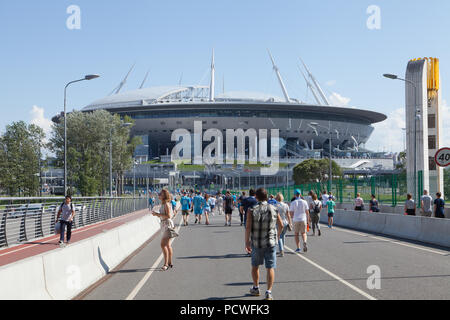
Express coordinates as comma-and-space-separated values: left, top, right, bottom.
289, 189, 311, 253
56, 195, 76, 247
245, 188, 283, 300
180, 192, 192, 226
224, 191, 234, 226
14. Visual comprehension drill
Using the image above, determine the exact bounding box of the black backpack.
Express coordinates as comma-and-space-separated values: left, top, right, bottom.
313, 201, 321, 214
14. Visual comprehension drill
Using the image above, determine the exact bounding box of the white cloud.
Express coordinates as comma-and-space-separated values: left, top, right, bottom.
30, 105, 52, 139
326, 80, 336, 86
328, 92, 351, 107
366, 107, 405, 152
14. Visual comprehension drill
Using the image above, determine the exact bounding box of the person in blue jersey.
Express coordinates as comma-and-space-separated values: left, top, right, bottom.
180, 192, 192, 226
171, 195, 178, 218
238, 192, 248, 226
203, 194, 212, 225
268, 194, 278, 206
232, 193, 237, 207
193, 192, 205, 224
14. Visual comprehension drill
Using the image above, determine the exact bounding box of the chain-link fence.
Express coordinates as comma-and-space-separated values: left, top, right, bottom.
266, 171, 448, 208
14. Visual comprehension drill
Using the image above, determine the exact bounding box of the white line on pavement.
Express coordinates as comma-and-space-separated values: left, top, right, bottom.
126, 217, 183, 300
284, 245, 377, 300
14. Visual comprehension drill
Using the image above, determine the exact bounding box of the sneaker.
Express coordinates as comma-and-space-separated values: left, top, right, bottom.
195, 219, 198, 224
59, 241, 65, 248
303, 243, 308, 253
250, 287, 261, 296
279, 251, 285, 257
295, 248, 301, 253
264, 291, 273, 300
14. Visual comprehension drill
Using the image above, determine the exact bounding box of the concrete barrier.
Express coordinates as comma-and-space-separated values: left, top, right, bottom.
43, 239, 104, 300
0, 256, 51, 300
325, 209, 450, 248
418, 217, 450, 248
0, 213, 161, 300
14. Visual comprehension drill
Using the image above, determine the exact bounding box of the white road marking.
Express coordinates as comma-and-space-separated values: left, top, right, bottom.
126, 217, 183, 300
284, 246, 377, 300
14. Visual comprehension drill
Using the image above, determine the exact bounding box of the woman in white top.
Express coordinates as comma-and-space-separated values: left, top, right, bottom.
354, 193, 364, 211
275, 193, 292, 257
152, 189, 174, 271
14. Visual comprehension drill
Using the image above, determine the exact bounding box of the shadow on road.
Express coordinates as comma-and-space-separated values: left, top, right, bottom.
177, 253, 249, 260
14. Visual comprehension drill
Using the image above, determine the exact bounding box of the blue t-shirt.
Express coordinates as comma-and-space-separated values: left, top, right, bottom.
203, 198, 211, 211
180, 196, 192, 211
171, 200, 177, 210
193, 195, 204, 214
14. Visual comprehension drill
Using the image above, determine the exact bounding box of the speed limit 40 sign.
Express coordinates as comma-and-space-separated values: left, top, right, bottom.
435, 148, 450, 167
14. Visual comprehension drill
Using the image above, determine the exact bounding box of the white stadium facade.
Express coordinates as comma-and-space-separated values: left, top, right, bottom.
81, 52, 392, 189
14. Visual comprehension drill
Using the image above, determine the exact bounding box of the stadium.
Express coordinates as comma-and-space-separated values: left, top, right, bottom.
81, 52, 390, 189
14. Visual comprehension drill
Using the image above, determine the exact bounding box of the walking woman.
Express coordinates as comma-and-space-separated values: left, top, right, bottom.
310, 193, 322, 236
275, 193, 291, 257
152, 189, 174, 271
204, 194, 212, 225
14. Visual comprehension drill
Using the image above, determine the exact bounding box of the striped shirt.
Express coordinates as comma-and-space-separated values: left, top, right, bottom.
249, 201, 278, 249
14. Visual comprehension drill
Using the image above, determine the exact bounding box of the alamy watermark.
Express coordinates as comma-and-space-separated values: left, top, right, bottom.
366, 265, 381, 290
66, 5, 81, 30
171, 121, 280, 175
366, 5, 381, 30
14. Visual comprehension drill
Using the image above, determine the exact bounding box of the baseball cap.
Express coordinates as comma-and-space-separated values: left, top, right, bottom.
294, 189, 301, 196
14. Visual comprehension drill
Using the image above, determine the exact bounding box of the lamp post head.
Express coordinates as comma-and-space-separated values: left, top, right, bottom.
85, 74, 100, 80
383, 74, 398, 80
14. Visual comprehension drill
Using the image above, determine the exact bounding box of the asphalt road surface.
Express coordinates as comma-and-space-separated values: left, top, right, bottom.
82, 210, 450, 300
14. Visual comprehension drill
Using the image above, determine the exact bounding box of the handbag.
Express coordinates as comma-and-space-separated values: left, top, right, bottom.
168, 227, 179, 238
55, 221, 61, 235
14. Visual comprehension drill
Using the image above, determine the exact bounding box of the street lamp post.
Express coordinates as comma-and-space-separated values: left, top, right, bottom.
63, 74, 100, 196
383, 74, 420, 200
309, 122, 338, 191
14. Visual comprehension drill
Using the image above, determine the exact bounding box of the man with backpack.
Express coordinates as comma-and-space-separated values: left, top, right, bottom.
56, 195, 76, 247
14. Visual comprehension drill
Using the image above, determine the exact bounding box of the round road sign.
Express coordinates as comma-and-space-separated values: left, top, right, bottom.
435, 148, 450, 167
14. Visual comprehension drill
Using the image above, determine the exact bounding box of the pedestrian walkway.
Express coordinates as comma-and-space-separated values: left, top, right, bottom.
0, 209, 148, 268
81, 211, 450, 300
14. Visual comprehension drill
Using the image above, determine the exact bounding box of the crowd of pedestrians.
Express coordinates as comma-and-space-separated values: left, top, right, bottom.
53, 184, 447, 301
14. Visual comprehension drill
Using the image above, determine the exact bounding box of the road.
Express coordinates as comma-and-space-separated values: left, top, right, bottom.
82, 210, 450, 300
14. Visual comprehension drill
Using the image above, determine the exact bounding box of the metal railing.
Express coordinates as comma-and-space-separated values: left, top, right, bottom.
0, 197, 151, 249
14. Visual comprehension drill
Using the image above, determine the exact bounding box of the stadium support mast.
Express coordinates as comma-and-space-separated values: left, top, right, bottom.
209, 49, 215, 102
299, 57, 330, 106
111, 63, 135, 95
139, 69, 150, 89
298, 65, 321, 105
268, 50, 291, 103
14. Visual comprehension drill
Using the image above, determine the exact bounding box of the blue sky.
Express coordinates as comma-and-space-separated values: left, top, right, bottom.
1, 0, 449, 151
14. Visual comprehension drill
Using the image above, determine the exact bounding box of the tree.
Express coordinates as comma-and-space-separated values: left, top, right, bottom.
293, 159, 342, 185
49, 110, 141, 196
0, 121, 45, 196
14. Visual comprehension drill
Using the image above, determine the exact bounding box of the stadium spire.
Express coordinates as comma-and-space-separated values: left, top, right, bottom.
299, 57, 330, 106
110, 63, 135, 95
209, 49, 215, 102
268, 50, 291, 103
297, 65, 321, 105
139, 69, 150, 89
